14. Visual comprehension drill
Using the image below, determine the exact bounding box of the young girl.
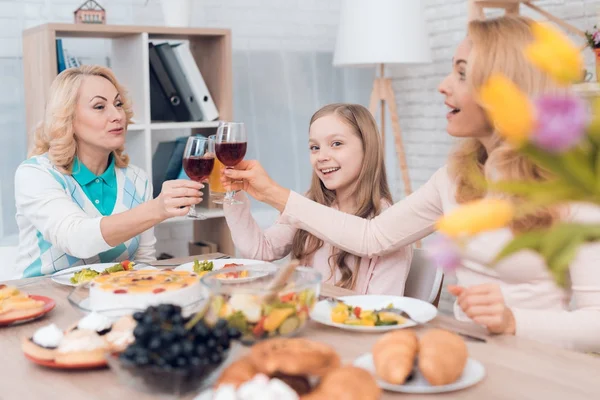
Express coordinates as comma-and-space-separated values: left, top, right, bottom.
223, 103, 412, 295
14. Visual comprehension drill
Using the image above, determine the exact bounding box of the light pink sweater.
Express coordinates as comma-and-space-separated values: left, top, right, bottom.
282, 166, 600, 352
224, 193, 412, 295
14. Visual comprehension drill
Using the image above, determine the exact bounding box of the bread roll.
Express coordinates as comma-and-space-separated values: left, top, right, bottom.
301, 366, 381, 400
372, 329, 418, 385
216, 356, 259, 388
418, 329, 468, 386
249, 338, 340, 377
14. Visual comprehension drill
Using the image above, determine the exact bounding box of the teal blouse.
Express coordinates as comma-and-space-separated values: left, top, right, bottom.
71, 156, 117, 216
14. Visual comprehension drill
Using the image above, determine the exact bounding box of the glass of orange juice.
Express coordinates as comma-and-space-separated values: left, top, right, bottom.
208, 134, 227, 204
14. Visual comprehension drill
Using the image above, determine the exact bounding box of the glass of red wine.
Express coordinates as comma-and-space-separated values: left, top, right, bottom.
215, 122, 247, 205
182, 135, 215, 219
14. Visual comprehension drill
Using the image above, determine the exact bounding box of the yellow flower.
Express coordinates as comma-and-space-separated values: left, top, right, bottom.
479, 74, 534, 147
524, 22, 583, 85
436, 198, 514, 238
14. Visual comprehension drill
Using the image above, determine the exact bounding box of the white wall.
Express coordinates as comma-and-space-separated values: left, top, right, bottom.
1, 0, 599, 311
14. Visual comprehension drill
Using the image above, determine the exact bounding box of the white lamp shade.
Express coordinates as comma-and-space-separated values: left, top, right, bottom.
334, 0, 432, 67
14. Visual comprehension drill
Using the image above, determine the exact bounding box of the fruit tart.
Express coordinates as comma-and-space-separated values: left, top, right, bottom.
0, 284, 46, 323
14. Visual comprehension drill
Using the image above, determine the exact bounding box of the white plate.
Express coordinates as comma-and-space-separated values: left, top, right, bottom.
175, 258, 274, 283
50, 263, 156, 287
310, 295, 437, 332
353, 352, 486, 394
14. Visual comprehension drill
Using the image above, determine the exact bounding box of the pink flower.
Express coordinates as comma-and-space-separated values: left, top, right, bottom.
426, 235, 462, 274
593, 31, 600, 45
531, 94, 588, 153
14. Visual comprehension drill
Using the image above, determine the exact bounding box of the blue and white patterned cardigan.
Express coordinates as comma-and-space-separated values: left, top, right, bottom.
13, 154, 156, 279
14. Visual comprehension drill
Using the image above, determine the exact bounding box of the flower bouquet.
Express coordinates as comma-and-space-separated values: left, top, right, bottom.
432, 22, 600, 287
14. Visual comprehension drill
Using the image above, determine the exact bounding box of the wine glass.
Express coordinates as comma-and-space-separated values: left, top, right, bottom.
208, 134, 226, 204
215, 122, 247, 205
182, 135, 215, 219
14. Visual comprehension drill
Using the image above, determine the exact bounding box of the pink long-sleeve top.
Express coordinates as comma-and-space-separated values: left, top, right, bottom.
281, 166, 600, 353
224, 193, 412, 295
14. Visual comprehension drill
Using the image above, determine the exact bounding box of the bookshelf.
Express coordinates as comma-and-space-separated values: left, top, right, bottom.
22, 23, 235, 256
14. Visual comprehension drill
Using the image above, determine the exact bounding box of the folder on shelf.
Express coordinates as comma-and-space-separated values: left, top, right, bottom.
172, 42, 220, 121
151, 137, 188, 198
149, 67, 177, 122
56, 39, 66, 72
148, 43, 191, 122
154, 42, 204, 121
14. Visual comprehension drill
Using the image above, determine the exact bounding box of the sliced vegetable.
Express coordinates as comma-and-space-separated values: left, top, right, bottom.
263, 308, 295, 332
278, 316, 300, 335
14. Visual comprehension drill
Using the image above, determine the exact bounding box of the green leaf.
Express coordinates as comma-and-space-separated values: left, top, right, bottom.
546, 234, 585, 288
539, 224, 580, 262
488, 179, 566, 196
494, 230, 545, 263
560, 150, 597, 193
522, 145, 595, 194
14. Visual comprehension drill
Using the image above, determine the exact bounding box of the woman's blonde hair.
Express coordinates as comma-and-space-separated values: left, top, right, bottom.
448, 15, 559, 231
30, 65, 133, 173
291, 103, 392, 289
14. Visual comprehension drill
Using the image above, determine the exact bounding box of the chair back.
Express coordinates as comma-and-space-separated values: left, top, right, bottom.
404, 248, 444, 305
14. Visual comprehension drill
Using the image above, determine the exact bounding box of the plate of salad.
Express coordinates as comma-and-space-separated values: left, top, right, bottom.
175, 258, 273, 283
50, 260, 154, 287
310, 295, 438, 333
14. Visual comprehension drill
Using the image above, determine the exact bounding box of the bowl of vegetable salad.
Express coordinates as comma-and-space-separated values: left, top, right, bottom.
199, 264, 321, 345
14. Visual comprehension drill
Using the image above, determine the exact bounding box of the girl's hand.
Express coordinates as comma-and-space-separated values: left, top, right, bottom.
221, 160, 290, 211
154, 179, 203, 219
448, 283, 516, 335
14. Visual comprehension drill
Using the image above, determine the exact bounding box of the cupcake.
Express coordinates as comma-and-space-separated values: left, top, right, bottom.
104, 315, 136, 353
70, 311, 113, 335
54, 329, 109, 365
21, 323, 64, 361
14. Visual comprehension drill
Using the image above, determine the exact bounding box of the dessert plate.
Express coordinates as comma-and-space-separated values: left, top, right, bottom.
353, 352, 485, 394
24, 352, 107, 370
310, 295, 437, 333
0, 295, 56, 327
176, 258, 273, 283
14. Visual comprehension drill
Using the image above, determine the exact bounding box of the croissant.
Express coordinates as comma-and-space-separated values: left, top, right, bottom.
372, 329, 418, 385
418, 329, 468, 386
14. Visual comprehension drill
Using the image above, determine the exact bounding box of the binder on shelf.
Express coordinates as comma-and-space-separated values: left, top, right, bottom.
148, 43, 191, 122
149, 67, 177, 122
172, 42, 220, 121
56, 39, 66, 72
151, 137, 188, 198
154, 42, 204, 122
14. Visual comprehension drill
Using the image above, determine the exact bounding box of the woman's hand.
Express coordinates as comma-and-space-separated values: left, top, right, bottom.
221, 160, 290, 211
448, 283, 516, 335
154, 179, 204, 219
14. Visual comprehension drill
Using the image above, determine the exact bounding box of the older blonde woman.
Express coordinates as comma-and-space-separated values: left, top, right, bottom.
222, 15, 600, 352
13, 65, 203, 279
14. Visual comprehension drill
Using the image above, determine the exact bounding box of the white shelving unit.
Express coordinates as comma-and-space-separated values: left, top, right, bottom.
23, 23, 235, 255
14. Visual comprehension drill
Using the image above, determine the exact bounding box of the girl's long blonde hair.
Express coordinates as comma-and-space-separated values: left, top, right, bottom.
448, 15, 559, 231
30, 65, 133, 173
291, 103, 392, 289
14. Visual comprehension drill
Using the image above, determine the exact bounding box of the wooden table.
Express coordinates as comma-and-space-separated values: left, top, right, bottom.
2, 254, 600, 399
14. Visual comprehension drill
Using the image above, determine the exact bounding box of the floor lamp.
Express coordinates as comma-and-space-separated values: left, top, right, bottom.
333, 0, 432, 198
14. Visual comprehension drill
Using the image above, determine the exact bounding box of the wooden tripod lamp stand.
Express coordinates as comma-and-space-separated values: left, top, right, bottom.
333, 0, 432, 198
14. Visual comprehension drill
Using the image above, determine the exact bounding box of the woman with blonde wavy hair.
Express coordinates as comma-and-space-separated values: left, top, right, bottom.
224, 103, 412, 294
221, 15, 600, 352
13, 65, 204, 279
